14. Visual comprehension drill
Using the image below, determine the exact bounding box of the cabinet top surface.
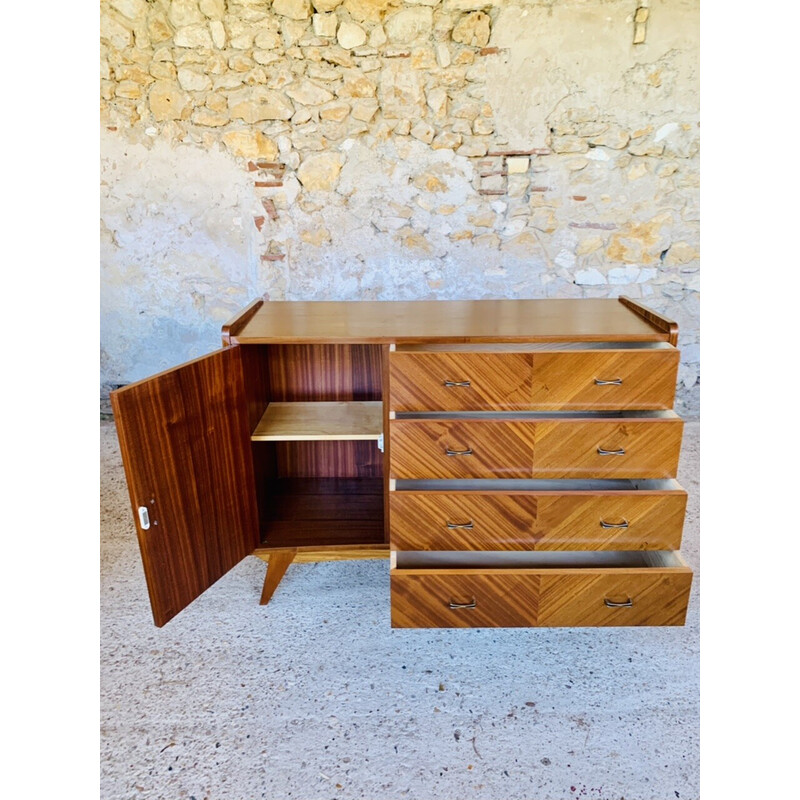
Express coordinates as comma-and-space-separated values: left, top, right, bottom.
230, 298, 672, 344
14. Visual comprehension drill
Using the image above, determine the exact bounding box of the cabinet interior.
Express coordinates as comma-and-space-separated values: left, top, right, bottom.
242, 344, 386, 549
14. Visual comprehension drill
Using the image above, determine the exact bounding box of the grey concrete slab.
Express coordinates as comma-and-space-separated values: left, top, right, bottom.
101, 421, 699, 800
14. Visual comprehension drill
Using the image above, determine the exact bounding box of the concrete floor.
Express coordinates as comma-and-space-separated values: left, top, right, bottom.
100, 420, 699, 800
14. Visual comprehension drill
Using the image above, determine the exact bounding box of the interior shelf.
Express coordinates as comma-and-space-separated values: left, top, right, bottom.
252, 401, 383, 442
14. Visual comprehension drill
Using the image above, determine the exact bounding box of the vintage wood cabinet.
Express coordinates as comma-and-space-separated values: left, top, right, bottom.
111, 297, 692, 628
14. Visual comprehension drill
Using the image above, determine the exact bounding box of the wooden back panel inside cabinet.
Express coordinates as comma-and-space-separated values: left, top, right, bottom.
111, 346, 259, 627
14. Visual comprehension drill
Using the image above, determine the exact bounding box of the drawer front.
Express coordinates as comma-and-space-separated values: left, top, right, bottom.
390, 490, 687, 551
390, 351, 532, 411
534, 418, 683, 479
389, 349, 678, 411
389, 418, 683, 480
391, 572, 539, 627
538, 572, 691, 626
531, 350, 678, 410
534, 492, 687, 550
390, 419, 535, 479
390, 493, 537, 550
391, 568, 691, 627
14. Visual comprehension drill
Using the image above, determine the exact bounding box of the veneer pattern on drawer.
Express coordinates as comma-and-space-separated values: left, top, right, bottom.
389, 413, 683, 480
389, 479, 687, 551
390, 552, 692, 628
390, 345, 679, 411
111, 297, 692, 629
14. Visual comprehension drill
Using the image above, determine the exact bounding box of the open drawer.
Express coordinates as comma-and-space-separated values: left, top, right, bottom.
390, 478, 687, 551
390, 550, 692, 628
389, 411, 683, 480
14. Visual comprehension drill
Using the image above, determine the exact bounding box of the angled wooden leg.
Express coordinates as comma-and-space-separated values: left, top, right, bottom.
260, 550, 296, 605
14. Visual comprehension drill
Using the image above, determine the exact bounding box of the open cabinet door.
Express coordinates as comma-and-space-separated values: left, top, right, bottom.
110, 346, 259, 627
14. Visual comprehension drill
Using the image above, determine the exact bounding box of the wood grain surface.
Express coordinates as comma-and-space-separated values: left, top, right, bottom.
390, 348, 678, 411
390, 488, 687, 550
221, 297, 265, 346
232, 299, 670, 344
538, 571, 691, 626
619, 296, 679, 347
391, 572, 539, 627
391, 564, 691, 627
389, 416, 683, 479
111, 346, 259, 627
253, 544, 389, 562
390, 350, 532, 411
258, 477, 385, 548
274, 440, 383, 478
530, 350, 678, 409
266, 343, 383, 401
252, 401, 383, 441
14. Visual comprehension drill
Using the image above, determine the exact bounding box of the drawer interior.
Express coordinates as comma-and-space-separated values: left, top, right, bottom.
394, 550, 687, 570
394, 410, 680, 420
394, 478, 683, 492
395, 342, 677, 352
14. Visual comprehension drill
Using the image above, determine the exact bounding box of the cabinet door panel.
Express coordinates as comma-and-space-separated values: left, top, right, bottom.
111, 347, 259, 626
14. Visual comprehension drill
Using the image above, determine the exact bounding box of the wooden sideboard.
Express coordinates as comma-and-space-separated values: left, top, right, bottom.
111, 298, 692, 628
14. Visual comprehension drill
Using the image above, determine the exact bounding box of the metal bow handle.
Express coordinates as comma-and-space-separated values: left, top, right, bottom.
597, 447, 626, 456
449, 598, 477, 609
600, 518, 629, 529
446, 448, 473, 456
446, 520, 474, 529
604, 597, 633, 608
444, 380, 471, 388
594, 377, 623, 386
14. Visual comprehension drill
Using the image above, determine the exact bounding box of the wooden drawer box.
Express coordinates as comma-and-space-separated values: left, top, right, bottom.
391, 551, 692, 628
389, 344, 679, 411
390, 479, 687, 551
389, 412, 683, 480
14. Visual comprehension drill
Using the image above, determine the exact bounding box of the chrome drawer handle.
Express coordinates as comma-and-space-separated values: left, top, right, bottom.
594, 377, 623, 386
600, 518, 629, 529
449, 598, 477, 609
597, 447, 626, 456
446, 520, 474, 529
446, 448, 473, 456
604, 597, 633, 608
444, 380, 471, 387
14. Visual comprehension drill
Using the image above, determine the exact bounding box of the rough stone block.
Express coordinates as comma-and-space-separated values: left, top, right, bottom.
313, 13, 338, 38
452, 11, 491, 48
410, 120, 436, 144
273, 0, 313, 20
297, 152, 343, 190
385, 7, 434, 43
338, 21, 367, 49
575, 268, 606, 286
148, 81, 191, 120
506, 157, 529, 174
174, 24, 213, 48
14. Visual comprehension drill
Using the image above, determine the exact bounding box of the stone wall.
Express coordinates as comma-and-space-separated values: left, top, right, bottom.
101, 0, 699, 415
